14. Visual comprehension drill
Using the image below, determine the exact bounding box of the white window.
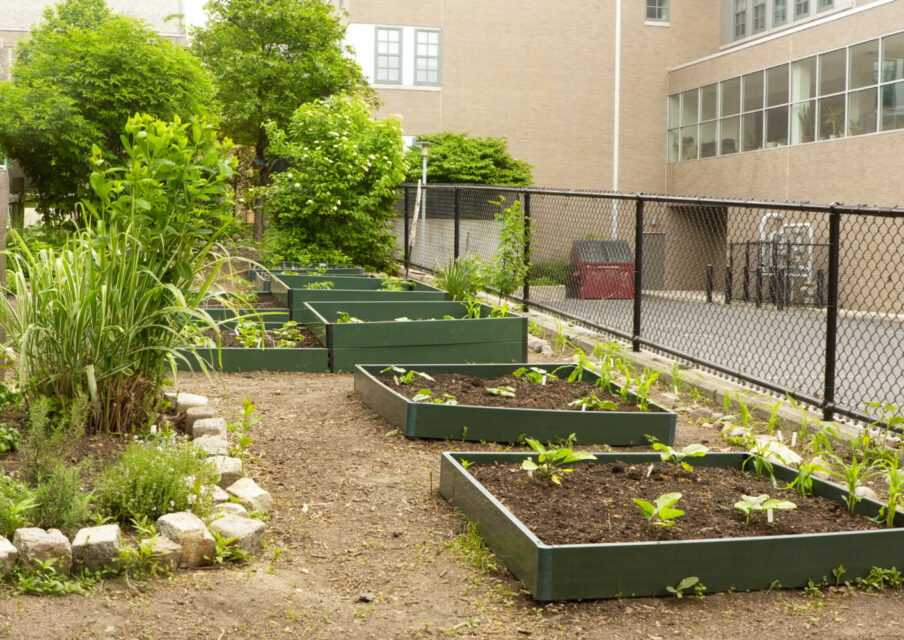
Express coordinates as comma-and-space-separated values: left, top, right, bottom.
734, 0, 748, 39
817, 0, 834, 10
794, 0, 809, 19
773, 0, 787, 26
753, 0, 767, 33
374, 27, 401, 84
645, 0, 669, 21
414, 30, 441, 85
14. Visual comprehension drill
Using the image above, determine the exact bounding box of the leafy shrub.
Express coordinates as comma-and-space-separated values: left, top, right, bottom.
0, 475, 38, 538
32, 462, 93, 536
529, 259, 570, 286
96, 440, 217, 524
403, 132, 532, 186
261, 95, 407, 270
0, 115, 234, 434
0, 424, 20, 453
21, 396, 85, 482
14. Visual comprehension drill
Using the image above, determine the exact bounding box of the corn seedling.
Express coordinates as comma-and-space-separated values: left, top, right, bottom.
617, 362, 633, 404
633, 492, 685, 529
669, 361, 682, 396
557, 348, 596, 382
513, 366, 557, 385
734, 392, 753, 429
553, 320, 570, 352
463, 296, 484, 319
568, 395, 618, 412
734, 494, 796, 525
759, 399, 784, 436
652, 442, 708, 473
878, 463, 904, 528
486, 385, 516, 398
521, 434, 596, 485
743, 440, 776, 481
635, 368, 660, 411
380, 366, 435, 386
823, 448, 878, 514
784, 458, 827, 498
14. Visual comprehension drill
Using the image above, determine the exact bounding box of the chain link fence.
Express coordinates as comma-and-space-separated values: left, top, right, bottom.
394, 183, 904, 426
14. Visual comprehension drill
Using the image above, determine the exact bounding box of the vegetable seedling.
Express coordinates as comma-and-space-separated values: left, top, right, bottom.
513, 366, 556, 385
734, 494, 796, 525
633, 492, 685, 529
521, 434, 596, 485
652, 442, 709, 473
486, 386, 515, 397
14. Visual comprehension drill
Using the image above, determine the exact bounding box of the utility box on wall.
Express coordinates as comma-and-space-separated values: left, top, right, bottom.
566, 240, 635, 299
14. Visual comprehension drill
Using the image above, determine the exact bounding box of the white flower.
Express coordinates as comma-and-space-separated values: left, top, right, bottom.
295, 183, 300, 188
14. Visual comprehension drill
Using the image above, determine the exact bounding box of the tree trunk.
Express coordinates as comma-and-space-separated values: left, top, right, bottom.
253, 129, 269, 241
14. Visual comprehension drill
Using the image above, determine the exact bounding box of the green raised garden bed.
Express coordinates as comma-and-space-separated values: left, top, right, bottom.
439, 451, 904, 601
248, 263, 364, 282
176, 322, 328, 372
353, 363, 675, 445
302, 301, 527, 372
276, 274, 440, 292
267, 274, 447, 315
202, 293, 290, 323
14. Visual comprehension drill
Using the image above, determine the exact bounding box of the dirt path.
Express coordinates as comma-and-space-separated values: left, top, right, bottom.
2, 368, 904, 639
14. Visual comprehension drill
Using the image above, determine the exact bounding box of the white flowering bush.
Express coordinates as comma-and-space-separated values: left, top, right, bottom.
260, 95, 407, 269
96, 438, 217, 523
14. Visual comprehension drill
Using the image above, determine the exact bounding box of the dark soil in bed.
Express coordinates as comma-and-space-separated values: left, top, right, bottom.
199, 294, 285, 309
202, 326, 321, 349
392, 372, 645, 412
470, 460, 884, 545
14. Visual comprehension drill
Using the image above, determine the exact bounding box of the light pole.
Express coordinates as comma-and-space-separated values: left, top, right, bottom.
420, 141, 430, 221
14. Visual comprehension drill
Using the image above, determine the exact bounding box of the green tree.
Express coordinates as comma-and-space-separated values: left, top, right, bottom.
404, 132, 533, 186
0, 0, 214, 222
191, 0, 371, 237
261, 95, 407, 270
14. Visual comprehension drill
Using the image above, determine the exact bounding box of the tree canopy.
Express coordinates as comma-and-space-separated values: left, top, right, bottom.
191, 0, 370, 168
404, 132, 533, 186
0, 0, 214, 220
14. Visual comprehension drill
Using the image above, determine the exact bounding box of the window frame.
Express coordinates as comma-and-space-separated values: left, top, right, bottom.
413, 29, 442, 86
645, 0, 669, 21
374, 26, 403, 85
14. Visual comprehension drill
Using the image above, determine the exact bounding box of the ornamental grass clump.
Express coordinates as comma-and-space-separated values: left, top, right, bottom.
0, 114, 237, 434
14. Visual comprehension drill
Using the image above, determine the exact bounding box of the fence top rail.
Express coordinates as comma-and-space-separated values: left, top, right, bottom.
398, 183, 904, 219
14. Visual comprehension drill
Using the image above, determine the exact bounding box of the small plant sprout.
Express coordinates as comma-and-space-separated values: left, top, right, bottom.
864, 401, 904, 455
734, 494, 796, 524
568, 395, 618, 412
669, 361, 682, 397
302, 280, 334, 290
733, 392, 753, 429
521, 434, 596, 485
274, 320, 302, 348
463, 296, 484, 319
513, 366, 557, 385
459, 459, 475, 470
234, 319, 262, 348
553, 320, 570, 352
652, 442, 709, 473
633, 492, 685, 529
823, 447, 878, 515
784, 458, 827, 498
617, 362, 633, 404
486, 385, 516, 397
558, 348, 595, 382
743, 438, 777, 481
759, 398, 784, 435
878, 462, 904, 528
380, 276, 408, 291
634, 368, 660, 411
412, 389, 458, 405
335, 311, 364, 323
380, 366, 436, 386
229, 398, 260, 478
666, 576, 705, 598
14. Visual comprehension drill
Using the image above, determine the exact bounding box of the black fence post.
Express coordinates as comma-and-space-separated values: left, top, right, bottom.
632, 197, 644, 352
522, 192, 531, 306
725, 265, 733, 304
776, 267, 785, 311
403, 187, 410, 265
823, 209, 841, 422
453, 187, 461, 259
755, 266, 763, 308
705, 264, 714, 303
743, 241, 750, 301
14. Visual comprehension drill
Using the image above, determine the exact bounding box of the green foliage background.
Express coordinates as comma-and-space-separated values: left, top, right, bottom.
0, 0, 215, 220
261, 96, 407, 270
404, 132, 532, 186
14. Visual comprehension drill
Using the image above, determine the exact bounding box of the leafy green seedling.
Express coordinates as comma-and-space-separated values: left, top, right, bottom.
302, 281, 333, 290
234, 319, 262, 348
412, 389, 458, 405
380, 366, 435, 386
568, 395, 618, 412
633, 492, 685, 529
513, 366, 557, 385
666, 576, 705, 598
486, 386, 515, 397
380, 277, 408, 291
734, 494, 796, 525
521, 435, 596, 485
652, 442, 709, 473
335, 311, 363, 324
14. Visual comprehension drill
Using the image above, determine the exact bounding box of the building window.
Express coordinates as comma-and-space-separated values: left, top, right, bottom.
374, 27, 402, 84
646, 0, 669, 21
753, 0, 767, 33
794, 0, 809, 19
773, 0, 787, 26
817, 0, 833, 10
734, 0, 747, 39
414, 30, 441, 85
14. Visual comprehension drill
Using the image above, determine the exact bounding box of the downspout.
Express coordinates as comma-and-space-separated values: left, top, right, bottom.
611, 0, 622, 239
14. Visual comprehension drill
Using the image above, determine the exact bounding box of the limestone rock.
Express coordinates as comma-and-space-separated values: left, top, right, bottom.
13, 528, 72, 575
0, 536, 16, 576
72, 524, 122, 573
689, 407, 713, 422
176, 392, 208, 413
209, 455, 243, 488
750, 436, 802, 467
854, 485, 879, 501
192, 435, 228, 456
211, 502, 250, 520
226, 477, 274, 514
209, 515, 267, 554
808, 456, 833, 482
185, 406, 218, 429
156, 512, 215, 567
527, 336, 547, 353
142, 535, 181, 570
192, 417, 228, 439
